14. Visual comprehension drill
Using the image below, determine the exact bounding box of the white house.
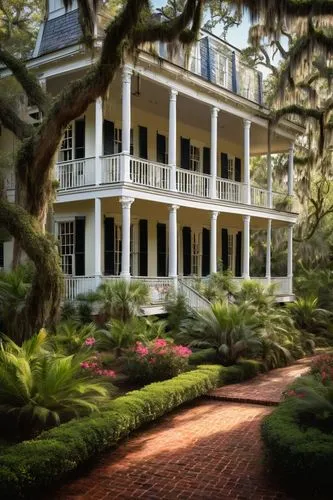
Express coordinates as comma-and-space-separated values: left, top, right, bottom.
0, 1, 302, 307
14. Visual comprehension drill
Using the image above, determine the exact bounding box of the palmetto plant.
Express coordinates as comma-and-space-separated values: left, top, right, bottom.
96, 279, 149, 322
287, 297, 331, 334
0, 330, 111, 438
185, 301, 262, 365
53, 321, 101, 354
235, 280, 277, 311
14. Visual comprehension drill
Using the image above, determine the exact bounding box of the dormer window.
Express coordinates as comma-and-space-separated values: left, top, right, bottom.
48, 0, 77, 19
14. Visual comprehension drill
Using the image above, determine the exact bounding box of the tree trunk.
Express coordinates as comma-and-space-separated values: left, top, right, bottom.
0, 200, 63, 343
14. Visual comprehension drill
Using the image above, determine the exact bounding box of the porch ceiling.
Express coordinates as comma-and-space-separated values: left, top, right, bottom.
47, 69, 291, 157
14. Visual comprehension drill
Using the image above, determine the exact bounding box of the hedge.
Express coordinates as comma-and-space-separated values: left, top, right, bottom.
0, 360, 261, 498
262, 398, 333, 494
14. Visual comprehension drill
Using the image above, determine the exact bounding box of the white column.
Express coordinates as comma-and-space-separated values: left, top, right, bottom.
120, 197, 134, 279
242, 215, 250, 279
243, 119, 251, 204
121, 65, 133, 183
210, 211, 218, 274
288, 143, 294, 196
168, 205, 179, 280
168, 89, 178, 191
287, 223, 293, 294
267, 128, 272, 208
94, 198, 102, 286
210, 107, 219, 199
95, 97, 103, 185
266, 218, 272, 281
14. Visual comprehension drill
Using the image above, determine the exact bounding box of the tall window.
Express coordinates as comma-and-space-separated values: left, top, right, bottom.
0, 242, 4, 268
114, 223, 122, 276
114, 128, 134, 154
58, 221, 74, 274
191, 232, 201, 275
228, 157, 235, 180
228, 233, 234, 270
190, 145, 200, 172
59, 124, 73, 162
216, 53, 228, 87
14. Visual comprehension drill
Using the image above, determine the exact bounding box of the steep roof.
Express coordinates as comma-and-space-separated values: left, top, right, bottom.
38, 9, 82, 56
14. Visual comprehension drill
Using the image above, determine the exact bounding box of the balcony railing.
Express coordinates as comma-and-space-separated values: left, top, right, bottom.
53, 154, 296, 213
56, 157, 95, 190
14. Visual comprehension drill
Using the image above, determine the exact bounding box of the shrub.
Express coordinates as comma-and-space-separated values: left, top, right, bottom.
0, 331, 113, 439
53, 321, 101, 355
165, 292, 192, 333
287, 297, 331, 334
0, 362, 260, 498
126, 338, 192, 383
310, 353, 333, 381
189, 348, 218, 365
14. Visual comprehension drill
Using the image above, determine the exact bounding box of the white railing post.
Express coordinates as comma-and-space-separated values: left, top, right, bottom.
210, 107, 219, 199
242, 215, 250, 279
267, 128, 273, 209
287, 222, 293, 294
168, 205, 179, 284
94, 198, 102, 287
120, 197, 134, 279
95, 97, 103, 185
266, 218, 272, 282
168, 89, 178, 191
122, 64, 133, 183
243, 119, 251, 204
210, 211, 218, 274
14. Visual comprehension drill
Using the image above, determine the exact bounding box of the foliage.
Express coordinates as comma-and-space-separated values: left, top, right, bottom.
95, 279, 149, 323
310, 354, 333, 381
165, 292, 192, 333
96, 317, 151, 357
0, 362, 262, 498
287, 297, 331, 334
52, 321, 101, 355
183, 301, 262, 365
0, 331, 112, 439
235, 280, 276, 310
195, 270, 237, 302
294, 267, 333, 311
125, 338, 192, 383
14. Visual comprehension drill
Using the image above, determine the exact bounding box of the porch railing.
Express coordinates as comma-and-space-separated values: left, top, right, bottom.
133, 276, 174, 303
101, 154, 120, 183
216, 178, 242, 203
178, 280, 211, 310
130, 157, 171, 190
176, 169, 210, 198
64, 276, 96, 301
251, 186, 269, 208
56, 157, 95, 190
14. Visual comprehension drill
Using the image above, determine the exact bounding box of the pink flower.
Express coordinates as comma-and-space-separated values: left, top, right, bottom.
85, 337, 96, 346
173, 345, 192, 357
154, 338, 167, 348
135, 341, 149, 357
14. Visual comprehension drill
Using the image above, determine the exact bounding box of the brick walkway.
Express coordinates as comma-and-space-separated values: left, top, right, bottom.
49, 359, 313, 500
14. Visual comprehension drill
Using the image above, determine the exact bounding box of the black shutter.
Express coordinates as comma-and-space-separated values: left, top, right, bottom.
203, 147, 211, 175
221, 152, 229, 179
202, 228, 210, 277
104, 217, 115, 275
200, 37, 209, 80
139, 219, 148, 276
139, 126, 148, 159
235, 231, 242, 277
180, 137, 190, 170
156, 133, 166, 164
222, 228, 229, 271
75, 119, 85, 159
182, 227, 191, 276
75, 217, 85, 276
157, 223, 167, 277
235, 157, 241, 182
103, 120, 114, 155
0, 242, 3, 268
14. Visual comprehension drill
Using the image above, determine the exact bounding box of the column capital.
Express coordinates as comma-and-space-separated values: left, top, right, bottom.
289, 142, 295, 152
211, 106, 219, 117
211, 211, 219, 220
119, 196, 134, 208
243, 214, 251, 222
169, 204, 179, 212
122, 64, 133, 82
243, 119, 251, 129
170, 88, 178, 99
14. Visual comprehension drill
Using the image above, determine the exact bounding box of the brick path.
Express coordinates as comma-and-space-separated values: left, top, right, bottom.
50, 359, 313, 500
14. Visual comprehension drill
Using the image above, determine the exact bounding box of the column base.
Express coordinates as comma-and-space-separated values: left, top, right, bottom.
120, 272, 131, 281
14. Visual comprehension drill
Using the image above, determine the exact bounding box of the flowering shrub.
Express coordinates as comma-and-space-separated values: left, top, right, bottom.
310, 354, 333, 383
84, 337, 96, 347
126, 338, 192, 383
80, 356, 116, 378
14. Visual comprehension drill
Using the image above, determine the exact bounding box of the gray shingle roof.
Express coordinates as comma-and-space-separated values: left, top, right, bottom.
38, 10, 82, 56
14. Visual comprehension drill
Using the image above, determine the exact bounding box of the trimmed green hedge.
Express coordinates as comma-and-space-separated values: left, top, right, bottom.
262, 399, 333, 494
0, 361, 261, 498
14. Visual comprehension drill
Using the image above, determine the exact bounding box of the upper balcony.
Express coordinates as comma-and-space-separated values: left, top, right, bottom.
55, 153, 296, 214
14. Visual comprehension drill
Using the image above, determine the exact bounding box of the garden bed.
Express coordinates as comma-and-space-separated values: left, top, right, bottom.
0, 360, 261, 498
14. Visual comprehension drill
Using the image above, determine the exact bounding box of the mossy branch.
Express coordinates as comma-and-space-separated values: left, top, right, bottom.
0, 96, 34, 140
